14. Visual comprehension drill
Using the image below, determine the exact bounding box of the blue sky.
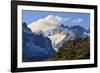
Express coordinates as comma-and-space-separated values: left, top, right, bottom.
22, 10, 90, 28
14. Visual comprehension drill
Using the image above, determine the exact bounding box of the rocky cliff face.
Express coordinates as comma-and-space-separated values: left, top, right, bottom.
22, 23, 56, 62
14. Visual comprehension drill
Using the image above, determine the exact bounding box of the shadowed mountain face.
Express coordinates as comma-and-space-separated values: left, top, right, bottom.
60, 24, 89, 39
69, 25, 87, 38
22, 23, 56, 62
60, 24, 70, 29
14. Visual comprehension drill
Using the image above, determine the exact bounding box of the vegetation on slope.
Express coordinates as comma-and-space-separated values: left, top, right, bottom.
47, 37, 90, 61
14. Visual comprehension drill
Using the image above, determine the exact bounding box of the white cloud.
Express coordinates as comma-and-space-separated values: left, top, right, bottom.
36, 15, 69, 25
28, 15, 70, 33
55, 15, 70, 24
72, 18, 83, 24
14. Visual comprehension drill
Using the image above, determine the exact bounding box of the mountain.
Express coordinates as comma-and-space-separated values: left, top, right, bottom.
28, 20, 62, 37
28, 15, 64, 37
22, 23, 56, 62
69, 25, 89, 38
70, 25, 86, 33
27, 15, 90, 54
60, 24, 90, 39
60, 24, 70, 29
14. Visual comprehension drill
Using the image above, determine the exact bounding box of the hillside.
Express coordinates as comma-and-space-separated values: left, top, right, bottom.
47, 36, 90, 61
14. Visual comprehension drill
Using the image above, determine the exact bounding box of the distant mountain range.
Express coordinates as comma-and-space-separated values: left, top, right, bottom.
60, 24, 90, 39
